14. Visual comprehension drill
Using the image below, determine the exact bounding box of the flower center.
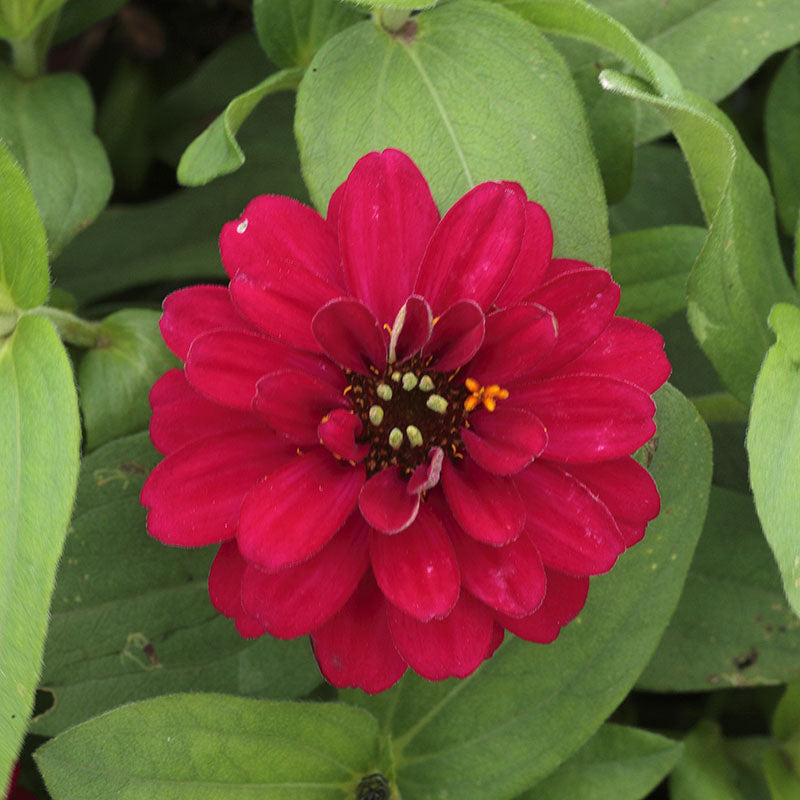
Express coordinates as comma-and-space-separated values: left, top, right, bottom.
346, 354, 473, 477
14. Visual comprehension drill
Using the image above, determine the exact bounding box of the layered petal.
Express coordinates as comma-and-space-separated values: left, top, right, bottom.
238, 450, 365, 570
220, 194, 341, 285
319, 409, 370, 462
312, 297, 387, 374
516, 463, 624, 575
311, 571, 407, 693
415, 182, 526, 314
359, 466, 420, 533
370, 505, 460, 621
339, 149, 439, 325
141, 429, 296, 546
208, 539, 248, 618
241, 514, 370, 638
388, 295, 433, 363
387, 589, 494, 680
421, 300, 485, 371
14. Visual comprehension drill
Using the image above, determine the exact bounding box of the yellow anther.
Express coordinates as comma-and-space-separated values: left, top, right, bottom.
465, 377, 481, 393
464, 378, 509, 413
464, 395, 480, 412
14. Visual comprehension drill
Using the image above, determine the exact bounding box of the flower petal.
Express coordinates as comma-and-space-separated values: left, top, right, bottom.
565, 458, 661, 547
238, 450, 365, 570
497, 567, 588, 643
462, 406, 547, 475
339, 149, 440, 325
388, 295, 433, 363
241, 514, 370, 638
370, 504, 460, 621
466, 303, 557, 385
511, 375, 657, 463
160, 285, 253, 361
554, 317, 671, 394
415, 181, 525, 314
149, 369, 259, 455
441, 459, 525, 544
253, 370, 350, 445
311, 571, 407, 693
141, 429, 296, 547
407, 447, 444, 494
387, 589, 494, 680
186, 329, 345, 410
235, 614, 267, 639
494, 200, 553, 307
516, 462, 624, 575
220, 194, 341, 285
359, 466, 420, 534
421, 300, 485, 371
208, 540, 248, 618
319, 409, 370, 462
312, 297, 387, 375
229, 258, 342, 352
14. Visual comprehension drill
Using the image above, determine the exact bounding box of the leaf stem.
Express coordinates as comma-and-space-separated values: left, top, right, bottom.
690, 391, 749, 424
375, 9, 412, 32
26, 306, 102, 349
8, 32, 41, 79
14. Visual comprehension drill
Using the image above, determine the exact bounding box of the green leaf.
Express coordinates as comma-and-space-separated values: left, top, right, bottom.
747, 303, 800, 619
0, 315, 80, 788
31, 433, 322, 737
0, 139, 48, 311
345, 384, 711, 800
601, 71, 798, 404
764, 744, 800, 800
0, 0, 67, 39
77, 309, 178, 450
638, 487, 800, 692
53, 93, 306, 308
766, 48, 800, 237
35, 694, 380, 799
0, 68, 113, 258
253, 0, 364, 67
177, 67, 303, 187
54, 0, 126, 43
670, 720, 747, 800
520, 723, 683, 800
296, 0, 610, 268
773, 683, 800, 741
611, 226, 706, 327
343, 0, 437, 7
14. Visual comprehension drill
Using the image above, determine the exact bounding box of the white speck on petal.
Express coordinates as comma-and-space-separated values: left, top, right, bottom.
237, 219, 248, 233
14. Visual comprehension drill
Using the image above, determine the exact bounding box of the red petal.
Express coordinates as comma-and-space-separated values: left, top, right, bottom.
445, 507, 546, 617
141, 429, 296, 546
441, 459, 525, 544
319, 409, 369, 462
186, 329, 345, 410
524, 264, 620, 377
516, 463, 624, 575
415, 182, 525, 315
253, 370, 350, 445
241, 514, 370, 638
466, 303, 557, 385
512, 375, 656, 463
359, 466, 420, 534
421, 300, 485, 372
370, 504, 460, 621
149, 369, 259, 455
238, 450, 365, 570
208, 540, 247, 618
389, 295, 433, 363
160, 285, 253, 361
486, 622, 505, 659
462, 406, 547, 475
554, 317, 671, 394
495, 200, 553, 307
312, 297, 387, 375
311, 571, 407, 693
387, 589, 494, 680
326, 182, 345, 230
220, 194, 341, 285
407, 447, 444, 494
565, 458, 661, 547
339, 149, 440, 325
229, 258, 341, 352
498, 567, 588, 643
235, 614, 267, 639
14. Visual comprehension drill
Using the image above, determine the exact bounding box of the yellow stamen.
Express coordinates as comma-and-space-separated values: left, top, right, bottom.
464, 378, 510, 412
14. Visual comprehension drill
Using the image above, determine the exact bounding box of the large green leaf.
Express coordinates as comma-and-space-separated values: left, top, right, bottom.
747, 303, 800, 618
639, 487, 800, 691
77, 309, 178, 451
31, 433, 322, 737
35, 694, 380, 799
519, 724, 683, 800
296, 0, 610, 267
0, 68, 112, 258
0, 0, 67, 39
0, 140, 48, 312
0, 315, 80, 789
345, 384, 711, 800
766, 48, 800, 236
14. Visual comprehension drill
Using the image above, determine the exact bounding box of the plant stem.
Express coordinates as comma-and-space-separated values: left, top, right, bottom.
9, 32, 41, 79
27, 306, 102, 349
690, 391, 749, 424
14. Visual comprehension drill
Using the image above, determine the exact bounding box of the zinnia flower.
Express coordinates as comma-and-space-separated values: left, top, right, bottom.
141, 149, 669, 693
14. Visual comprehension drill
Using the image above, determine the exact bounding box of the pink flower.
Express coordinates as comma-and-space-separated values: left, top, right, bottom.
141, 149, 669, 693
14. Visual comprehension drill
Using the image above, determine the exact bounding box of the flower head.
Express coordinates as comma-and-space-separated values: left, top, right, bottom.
141, 149, 669, 692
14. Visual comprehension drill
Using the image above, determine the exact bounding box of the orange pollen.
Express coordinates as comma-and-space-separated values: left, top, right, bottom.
463, 378, 509, 412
